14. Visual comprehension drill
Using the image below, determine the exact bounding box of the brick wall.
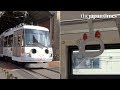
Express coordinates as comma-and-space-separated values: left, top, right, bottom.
38, 20, 50, 30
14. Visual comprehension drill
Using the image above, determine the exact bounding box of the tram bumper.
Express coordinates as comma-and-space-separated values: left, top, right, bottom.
21, 57, 53, 62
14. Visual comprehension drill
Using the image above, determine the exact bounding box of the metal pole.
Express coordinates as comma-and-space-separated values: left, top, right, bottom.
88, 18, 94, 39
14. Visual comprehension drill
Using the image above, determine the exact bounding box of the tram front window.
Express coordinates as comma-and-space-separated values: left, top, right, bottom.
70, 45, 120, 75
25, 29, 50, 47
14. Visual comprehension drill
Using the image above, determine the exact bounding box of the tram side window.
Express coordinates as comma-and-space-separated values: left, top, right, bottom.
13, 35, 17, 47
8, 35, 13, 47
4, 36, 8, 47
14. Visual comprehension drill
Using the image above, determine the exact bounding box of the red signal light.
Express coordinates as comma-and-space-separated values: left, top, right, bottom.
95, 31, 100, 38
83, 33, 88, 40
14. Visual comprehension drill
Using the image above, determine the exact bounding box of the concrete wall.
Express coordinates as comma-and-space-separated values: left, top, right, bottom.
61, 11, 120, 21
60, 11, 120, 79
38, 20, 50, 30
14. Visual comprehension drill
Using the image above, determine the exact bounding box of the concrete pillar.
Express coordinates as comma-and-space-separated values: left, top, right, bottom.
115, 17, 120, 38
53, 11, 61, 61
50, 15, 53, 48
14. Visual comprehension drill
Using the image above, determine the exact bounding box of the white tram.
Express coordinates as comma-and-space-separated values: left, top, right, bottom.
0, 23, 53, 68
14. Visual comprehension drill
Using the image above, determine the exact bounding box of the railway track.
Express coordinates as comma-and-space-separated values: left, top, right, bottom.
28, 68, 60, 79
26, 68, 60, 79
0, 60, 60, 79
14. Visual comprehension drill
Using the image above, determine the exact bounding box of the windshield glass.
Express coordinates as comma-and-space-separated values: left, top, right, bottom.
24, 29, 51, 47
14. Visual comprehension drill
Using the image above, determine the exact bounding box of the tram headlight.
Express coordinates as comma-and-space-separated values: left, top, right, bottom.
31, 49, 37, 54
45, 49, 49, 54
